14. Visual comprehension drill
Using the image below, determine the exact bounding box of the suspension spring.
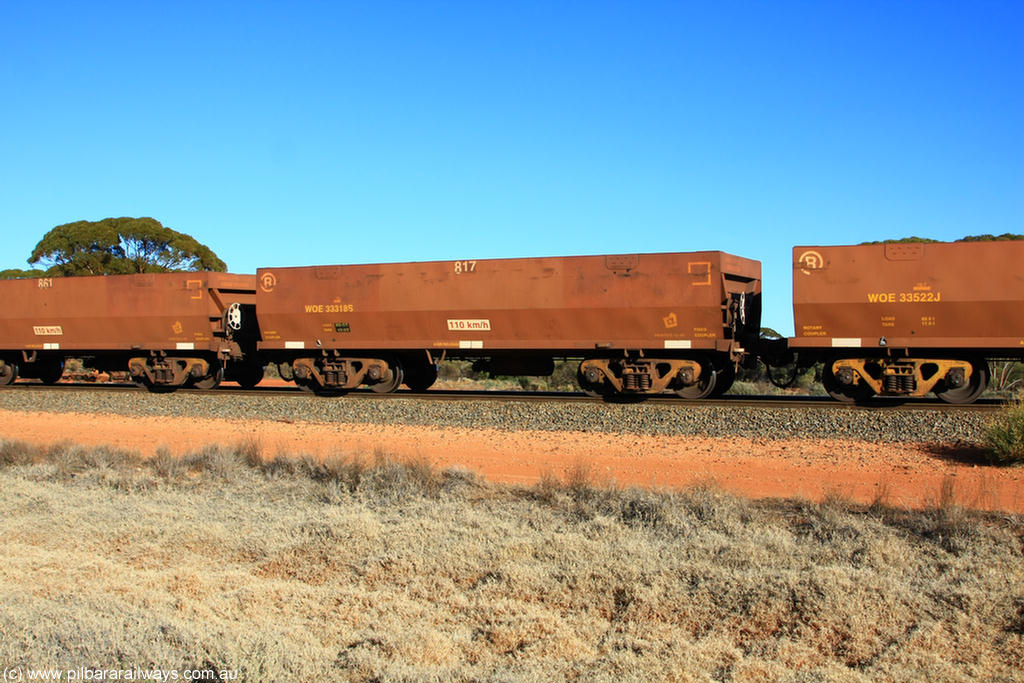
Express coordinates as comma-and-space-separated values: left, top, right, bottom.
324, 368, 348, 386
883, 374, 917, 393
622, 370, 652, 391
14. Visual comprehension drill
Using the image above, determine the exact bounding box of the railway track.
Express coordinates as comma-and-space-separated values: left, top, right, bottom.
0, 379, 998, 446
3, 380, 1007, 412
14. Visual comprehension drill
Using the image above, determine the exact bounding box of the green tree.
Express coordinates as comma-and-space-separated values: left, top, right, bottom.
26, 217, 226, 276
958, 233, 1024, 242
864, 234, 1024, 245
0, 268, 48, 280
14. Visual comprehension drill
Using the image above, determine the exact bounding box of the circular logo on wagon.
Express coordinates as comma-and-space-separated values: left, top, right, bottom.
797, 250, 824, 275
260, 272, 277, 292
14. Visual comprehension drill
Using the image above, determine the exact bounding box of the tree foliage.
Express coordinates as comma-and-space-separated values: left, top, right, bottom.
958, 233, 1024, 242
24, 217, 226, 276
0, 268, 48, 280
864, 234, 1024, 245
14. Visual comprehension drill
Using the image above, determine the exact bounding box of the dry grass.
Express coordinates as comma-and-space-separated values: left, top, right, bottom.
1, 439, 1022, 682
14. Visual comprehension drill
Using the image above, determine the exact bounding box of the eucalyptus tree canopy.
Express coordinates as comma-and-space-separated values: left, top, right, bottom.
863, 234, 1024, 245
0, 268, 47, 280
26, 217, 227, 276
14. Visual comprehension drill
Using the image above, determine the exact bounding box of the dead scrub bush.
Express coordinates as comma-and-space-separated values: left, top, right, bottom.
180, 444, 251, 481
0, 439, 46, 467
227, 439, 461, 503
357, 453, 443, 504
236, 434, 265, 468
531, 460, 672, 530
150, 446, 185, 480
49, 442, 144, 479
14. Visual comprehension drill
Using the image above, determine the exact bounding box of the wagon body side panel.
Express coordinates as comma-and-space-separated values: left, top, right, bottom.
257, 252, 761, 354
0, 273, 256, 353
791, 242, 1024, 351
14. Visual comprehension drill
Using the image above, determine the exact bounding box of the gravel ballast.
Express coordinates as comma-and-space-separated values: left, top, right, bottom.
0, 388, 991, 444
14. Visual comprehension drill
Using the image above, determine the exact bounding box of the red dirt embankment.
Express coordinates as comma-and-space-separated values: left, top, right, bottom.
1, 408, 1022, 512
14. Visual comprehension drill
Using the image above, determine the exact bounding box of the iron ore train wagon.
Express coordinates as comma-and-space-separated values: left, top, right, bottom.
786, 240, 1024, 403
0, 240, 1021, 404
255, 251, 762, 398
0, 272, 262, 390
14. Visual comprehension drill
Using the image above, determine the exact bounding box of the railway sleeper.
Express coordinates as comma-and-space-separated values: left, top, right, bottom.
579, 358, 704, 395
128, 355, 210, 389
291, 356, 398, 392
828, 357, 975, 398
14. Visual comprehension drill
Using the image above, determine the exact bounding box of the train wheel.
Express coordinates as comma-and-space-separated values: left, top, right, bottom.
822, 364, 873, 403
35, 359, 64, 385
675, 361, 717, 400
370, 361, 404, 394
577, 364, 610, 398
232, 363, 265, 389
0, 362, 17, 386
404, 362, 438, 392
192, 364, 224, 390
709, 363, 736, 398
935, 359, 989, 404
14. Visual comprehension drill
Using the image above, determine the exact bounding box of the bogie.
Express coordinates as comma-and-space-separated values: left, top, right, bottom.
575, 356, 723, 400
820, 356, 991, 403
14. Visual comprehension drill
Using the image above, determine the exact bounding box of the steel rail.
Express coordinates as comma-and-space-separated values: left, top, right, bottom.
1, 381, 1006, 412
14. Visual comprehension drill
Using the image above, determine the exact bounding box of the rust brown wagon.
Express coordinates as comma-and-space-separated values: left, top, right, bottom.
256, 251, 761, 398
0, 272, 261, 391
789, 241, 1024, 403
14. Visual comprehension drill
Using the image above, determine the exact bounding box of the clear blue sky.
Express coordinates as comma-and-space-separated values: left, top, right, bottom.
2, 1, 1021, 334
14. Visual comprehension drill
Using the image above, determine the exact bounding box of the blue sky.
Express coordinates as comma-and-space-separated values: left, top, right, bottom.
1, 1, 1021, 334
